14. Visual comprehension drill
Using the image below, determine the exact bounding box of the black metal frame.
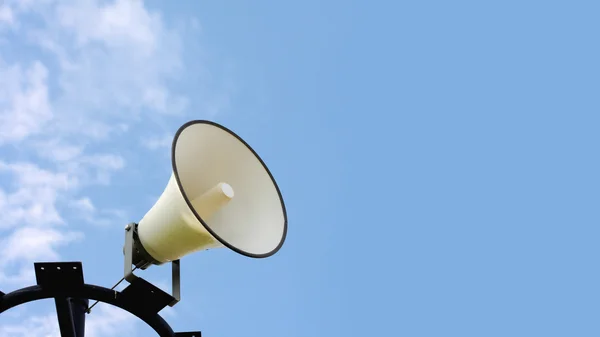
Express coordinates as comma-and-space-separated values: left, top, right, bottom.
0, 261, 200, 337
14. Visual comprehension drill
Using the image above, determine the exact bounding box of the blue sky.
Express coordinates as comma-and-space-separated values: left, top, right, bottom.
0, 0, 599, 336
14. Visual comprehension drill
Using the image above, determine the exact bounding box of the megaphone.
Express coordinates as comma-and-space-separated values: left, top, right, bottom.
132, 120, 287, 267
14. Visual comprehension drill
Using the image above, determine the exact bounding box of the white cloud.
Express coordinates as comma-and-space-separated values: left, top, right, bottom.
0, 161, 76, 229
0, 227, 82, 287
0, 226, 82, 265
33, 139, 84, 162
0, 312, 60, 337
0, 60, 52, 144
0, 304, 138, 337
0, 161, 84, 288
0, 265, 35, 286
69, 197, 127, 227
71, 197, 96, 214
78, 154, 125, 184
31, 140, 126, 185
57, 0, 157, 50
0, 0, 190, 253
41, 0, 188, 125
0, 5, 14, 25
1, 0, 189, 146
143, 134, 172, 150
85, 304, 138, 337
0, 154, 125, 231
0, 161, 75, 189
0, 0, 212, 334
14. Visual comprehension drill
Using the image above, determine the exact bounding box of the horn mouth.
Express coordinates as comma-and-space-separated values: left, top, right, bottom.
171, 120, 288, 258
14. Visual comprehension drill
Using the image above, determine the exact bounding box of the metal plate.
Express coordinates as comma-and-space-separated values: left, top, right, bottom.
35, 262, 84, 290
120, 277, 174, 315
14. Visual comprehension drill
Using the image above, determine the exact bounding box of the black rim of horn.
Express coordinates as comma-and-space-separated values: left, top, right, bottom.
171, 120, 288, 258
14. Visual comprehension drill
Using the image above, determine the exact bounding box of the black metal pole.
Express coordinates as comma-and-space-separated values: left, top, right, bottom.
70, 298, 88, 337
54, 297, 76, 337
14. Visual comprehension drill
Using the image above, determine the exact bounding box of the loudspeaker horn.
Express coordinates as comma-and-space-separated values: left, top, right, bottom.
136, 120, 287, 264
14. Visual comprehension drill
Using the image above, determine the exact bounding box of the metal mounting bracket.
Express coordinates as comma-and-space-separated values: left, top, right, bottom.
124, 223, 181, 306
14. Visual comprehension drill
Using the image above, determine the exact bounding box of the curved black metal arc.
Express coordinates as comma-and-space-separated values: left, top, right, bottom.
0, 284, 176, 337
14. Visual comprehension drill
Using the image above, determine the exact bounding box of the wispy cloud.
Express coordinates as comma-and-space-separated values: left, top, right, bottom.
0, 226, 82, 286
0, 313, 61, 337
143, 133, 173, 150
0, 303, 138, 337
69, 197, 127, 227
0, 1, 208, 335
0, 5, 14, 25
0, 226, 82, 265
38, 0, 188, 125
0, 60, 51, 144
85, 304, 138, 337
0, 0, 185, 235
0, 161, 76, 229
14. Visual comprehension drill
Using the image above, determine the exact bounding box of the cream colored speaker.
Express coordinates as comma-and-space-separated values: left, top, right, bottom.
136, 120, 287, 263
